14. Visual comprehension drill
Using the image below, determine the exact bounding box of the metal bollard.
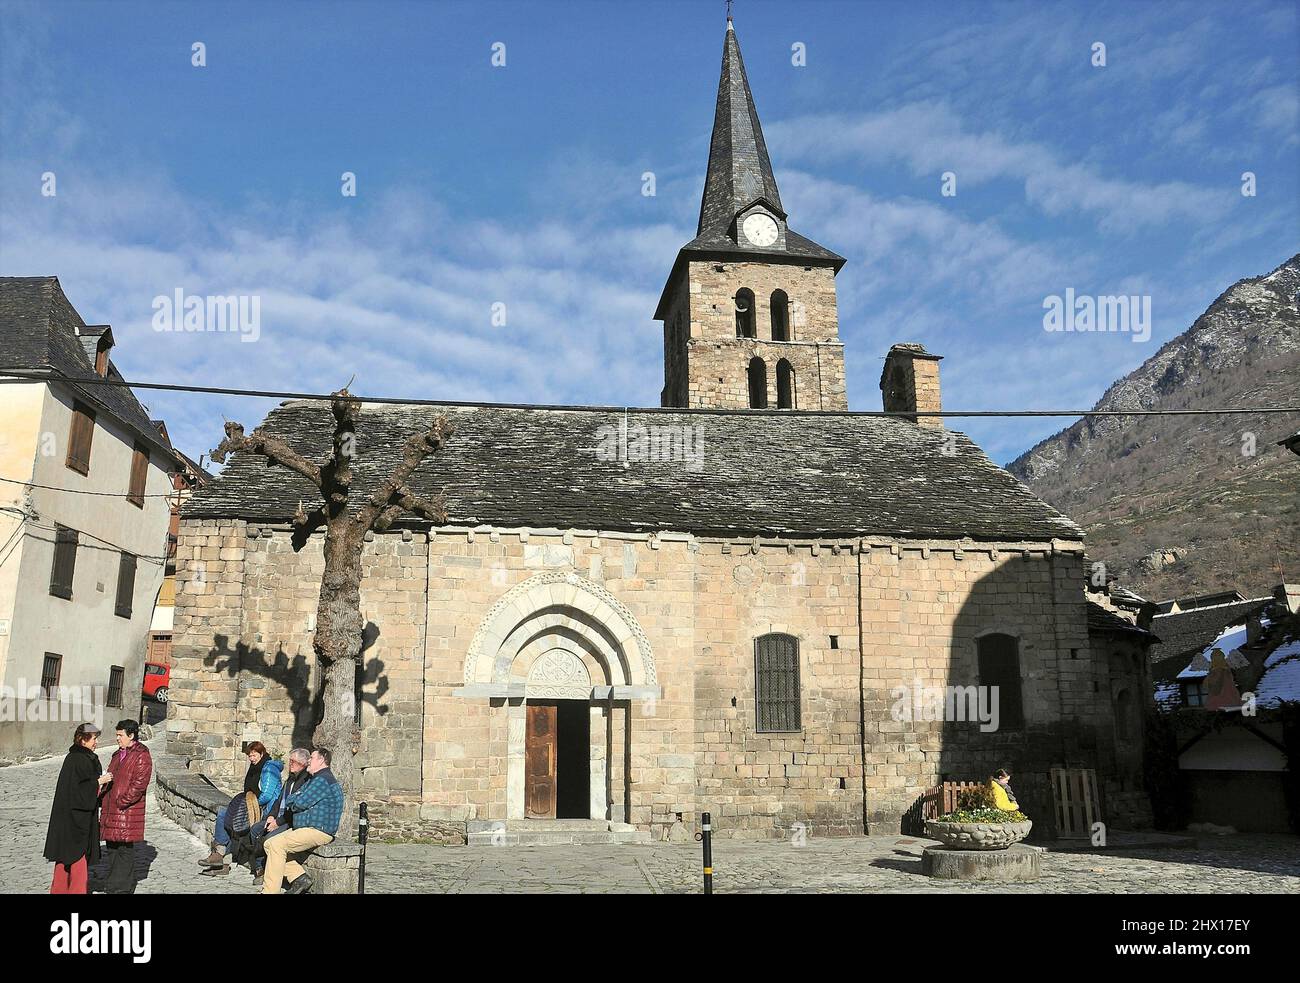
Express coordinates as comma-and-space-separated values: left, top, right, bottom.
701, 811, 713, 895
357, 801, 368, 896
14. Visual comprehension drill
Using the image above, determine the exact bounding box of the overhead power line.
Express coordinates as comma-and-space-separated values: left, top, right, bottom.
3, 369, 1298, 418
0, 474, 178, 498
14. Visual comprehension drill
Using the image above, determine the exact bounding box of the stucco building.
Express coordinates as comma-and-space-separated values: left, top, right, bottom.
0, 277, 175, 760
165, 20, 1151, 841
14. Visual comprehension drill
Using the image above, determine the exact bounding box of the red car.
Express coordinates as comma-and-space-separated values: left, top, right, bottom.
143, 662, 171, 703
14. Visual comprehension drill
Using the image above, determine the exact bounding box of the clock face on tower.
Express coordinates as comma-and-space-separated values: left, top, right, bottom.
741, 212, 779, 248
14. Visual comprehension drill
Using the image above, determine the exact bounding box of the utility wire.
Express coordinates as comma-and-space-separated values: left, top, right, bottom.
3, 369, 1298, 418
0, 474, 178, 498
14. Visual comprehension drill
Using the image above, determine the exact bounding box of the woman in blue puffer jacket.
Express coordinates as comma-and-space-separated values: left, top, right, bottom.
198, 742, 282, 871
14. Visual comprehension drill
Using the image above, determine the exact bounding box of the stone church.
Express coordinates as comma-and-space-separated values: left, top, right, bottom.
167, 20, 1152, 842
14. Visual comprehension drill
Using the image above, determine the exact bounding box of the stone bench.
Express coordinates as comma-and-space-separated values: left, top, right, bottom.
155, 754, 361, 894
301, 840, 363, 894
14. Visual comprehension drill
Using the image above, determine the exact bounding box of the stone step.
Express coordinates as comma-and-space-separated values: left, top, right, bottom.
466, 821, 651, 847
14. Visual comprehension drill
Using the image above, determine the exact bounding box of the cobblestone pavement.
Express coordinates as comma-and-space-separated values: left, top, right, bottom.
4, 750, 1298, 893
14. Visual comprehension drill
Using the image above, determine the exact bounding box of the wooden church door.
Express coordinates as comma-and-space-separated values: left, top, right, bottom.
525, 703, 558, 818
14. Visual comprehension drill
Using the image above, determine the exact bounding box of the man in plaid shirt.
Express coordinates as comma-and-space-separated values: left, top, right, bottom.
262, 747, 344, 894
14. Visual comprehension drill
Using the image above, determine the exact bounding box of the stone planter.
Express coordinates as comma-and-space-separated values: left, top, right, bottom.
925, 818, 1032, 850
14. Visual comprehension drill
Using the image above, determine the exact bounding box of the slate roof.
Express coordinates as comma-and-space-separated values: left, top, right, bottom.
0, 277, 172, 457
1148, 597, 1273, 668
1086, 600, 1157, 639
185, 400, 1084, 542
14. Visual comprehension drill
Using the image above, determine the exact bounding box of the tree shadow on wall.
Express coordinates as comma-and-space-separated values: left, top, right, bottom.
204, 625, 389, 750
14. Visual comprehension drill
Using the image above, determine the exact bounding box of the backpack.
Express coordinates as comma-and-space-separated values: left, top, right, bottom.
223, 791, 262, 837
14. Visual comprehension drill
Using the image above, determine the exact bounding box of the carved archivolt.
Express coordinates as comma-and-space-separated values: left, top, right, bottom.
463, 571, 657, 686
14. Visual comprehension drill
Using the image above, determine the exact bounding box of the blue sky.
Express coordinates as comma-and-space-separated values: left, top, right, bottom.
2, 0, 1297, 467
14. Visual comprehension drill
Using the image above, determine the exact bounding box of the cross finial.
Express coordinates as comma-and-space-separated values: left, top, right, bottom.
726, 0, 734, 25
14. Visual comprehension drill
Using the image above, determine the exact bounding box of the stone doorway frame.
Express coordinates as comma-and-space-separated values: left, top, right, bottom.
453, 572, 661, 825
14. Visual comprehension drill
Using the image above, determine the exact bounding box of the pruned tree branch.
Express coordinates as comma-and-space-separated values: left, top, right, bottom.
355, 416, 453, 531
212, 421, 323, 489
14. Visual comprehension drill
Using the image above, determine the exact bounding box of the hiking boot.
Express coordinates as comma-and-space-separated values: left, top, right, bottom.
200, 865, 230, 877
285, 872, 313, 895
198, 846, 225, 868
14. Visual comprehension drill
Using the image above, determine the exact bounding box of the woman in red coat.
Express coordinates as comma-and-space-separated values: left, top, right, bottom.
99, 719, 152, 894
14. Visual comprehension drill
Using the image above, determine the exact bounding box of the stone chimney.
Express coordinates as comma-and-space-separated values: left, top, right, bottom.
880, 343, 943, 428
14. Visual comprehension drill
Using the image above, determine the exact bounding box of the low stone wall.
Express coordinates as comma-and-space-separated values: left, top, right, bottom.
366, 800, 466, 844
155, 754, 228, 842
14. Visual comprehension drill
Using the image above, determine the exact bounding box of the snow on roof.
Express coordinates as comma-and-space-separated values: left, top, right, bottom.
1180, 623, 1251, 678
1257, 638, 1300, 708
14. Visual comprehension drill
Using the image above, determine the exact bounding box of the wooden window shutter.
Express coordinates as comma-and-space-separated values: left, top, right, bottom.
49, 526, 78, 599
65, 402, 96, 475
115, 552, 137, 618
127, 442, 149, 507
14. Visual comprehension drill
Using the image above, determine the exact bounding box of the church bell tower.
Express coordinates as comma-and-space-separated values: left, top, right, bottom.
655, 16, 848, 411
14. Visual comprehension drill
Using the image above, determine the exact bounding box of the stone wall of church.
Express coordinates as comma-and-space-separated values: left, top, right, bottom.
167, 518, 1141, 843
856, 540, 1115, 834
691, 541, 863, 838
165, 522, 429, 838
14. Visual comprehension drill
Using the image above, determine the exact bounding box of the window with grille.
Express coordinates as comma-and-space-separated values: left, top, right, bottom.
41, 653, 62, 696
755, 633, 801, 732
977, 633, 1024, 729
49, 525, 78, 599
115, 552, 137, 618
127, 442, 149, 507
106, 666, 125, 707
65, 402, 96, 475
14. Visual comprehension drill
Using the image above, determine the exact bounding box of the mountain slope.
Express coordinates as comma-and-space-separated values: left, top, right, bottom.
1008, 254, 1300, 600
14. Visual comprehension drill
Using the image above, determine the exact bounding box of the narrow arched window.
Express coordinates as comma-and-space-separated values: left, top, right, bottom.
734, 288, 756, 338
776, 359, 795, 409
770, 289, 789, 341
1115, 688, 1134, 742
755, 633, 800, 732
976, 633, 1024, 729
747, 356, 767, 408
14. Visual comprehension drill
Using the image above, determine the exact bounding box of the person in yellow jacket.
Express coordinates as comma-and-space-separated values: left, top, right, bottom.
989, 769, 1020, 811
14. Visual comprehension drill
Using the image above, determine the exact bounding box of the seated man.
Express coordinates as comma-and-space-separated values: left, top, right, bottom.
262, 747, 343, 895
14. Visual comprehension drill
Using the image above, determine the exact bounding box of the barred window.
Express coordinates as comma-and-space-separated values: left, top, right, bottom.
41, 653, 62, 696
49, 525, 78, 599
106, 666, 125, 708
977, 633, 1024, 729
755, 633, 801, 732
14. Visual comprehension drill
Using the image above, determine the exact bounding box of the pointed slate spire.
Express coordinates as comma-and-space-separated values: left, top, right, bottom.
696, 19, 785, 239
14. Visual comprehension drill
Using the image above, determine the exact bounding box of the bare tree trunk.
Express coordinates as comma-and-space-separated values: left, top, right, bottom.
313, 529, 364, 837
213, 389, 451, 843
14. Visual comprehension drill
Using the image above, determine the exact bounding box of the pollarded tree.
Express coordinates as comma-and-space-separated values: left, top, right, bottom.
212, 389, 451, 838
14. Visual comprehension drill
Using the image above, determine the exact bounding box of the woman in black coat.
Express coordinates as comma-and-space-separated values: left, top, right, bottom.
44, 723, 111, 894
